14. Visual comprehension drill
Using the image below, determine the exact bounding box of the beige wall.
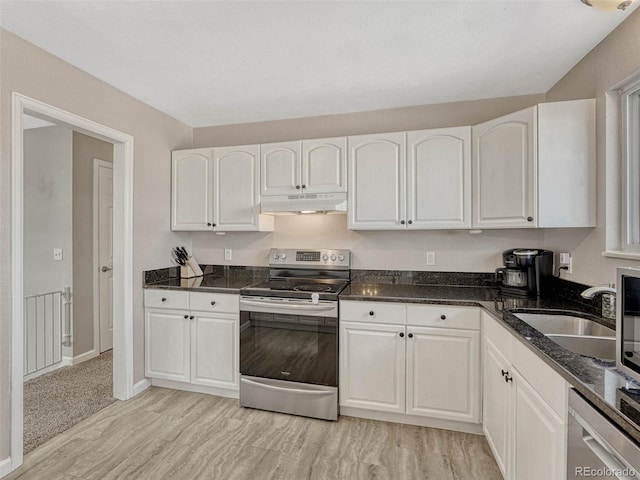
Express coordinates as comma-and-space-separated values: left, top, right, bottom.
193, 94, 544, 146
543, 9, 640, 285
0, 28, 192, 461
72, 132, 113, 357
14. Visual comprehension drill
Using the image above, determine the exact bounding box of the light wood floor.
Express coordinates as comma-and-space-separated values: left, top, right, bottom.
7, 387, 502, 480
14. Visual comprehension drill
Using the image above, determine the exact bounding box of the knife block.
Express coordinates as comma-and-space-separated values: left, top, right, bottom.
180, 256, 203, 278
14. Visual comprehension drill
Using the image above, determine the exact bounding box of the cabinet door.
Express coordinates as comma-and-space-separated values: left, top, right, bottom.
261, 141, 301, 196
482, 336, 511, 478
339, 321, 406, 413
213, 145, 260, 231
407, 127, 471, 229
513, 369, 566, 480
472, 107, 536, 228
171, 149, 213, 231
347, 132, 406, 230
145, 309, 190, 382
406, 326, 480, 423
191, 312, 238, 390
301, 137, 347, 193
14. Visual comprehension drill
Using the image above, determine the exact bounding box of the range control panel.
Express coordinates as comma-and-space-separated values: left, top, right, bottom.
269, 249, 350, 268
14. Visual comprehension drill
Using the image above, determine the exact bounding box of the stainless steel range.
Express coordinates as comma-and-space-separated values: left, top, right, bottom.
239, 248, 350, 421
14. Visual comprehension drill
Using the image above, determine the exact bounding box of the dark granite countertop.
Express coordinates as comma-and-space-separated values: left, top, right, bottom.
342, 281, 640, 444
144, 274, 260, 293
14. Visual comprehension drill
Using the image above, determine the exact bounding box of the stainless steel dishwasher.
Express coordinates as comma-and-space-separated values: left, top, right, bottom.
568, 389, 640, 479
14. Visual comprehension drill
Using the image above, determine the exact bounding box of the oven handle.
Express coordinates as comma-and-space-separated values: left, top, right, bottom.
240, 298, 336, 312
241, 377, 335, 396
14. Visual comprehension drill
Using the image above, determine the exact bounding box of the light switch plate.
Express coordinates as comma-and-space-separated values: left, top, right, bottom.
53, 248, 63, 261
224, 248, 232, 261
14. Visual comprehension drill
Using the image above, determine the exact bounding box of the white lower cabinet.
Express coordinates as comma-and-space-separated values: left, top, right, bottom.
482, 311, 567, 480
407, 326, 480, 422
339, 301, 481, 425
145, 309, 191, 382
340, 321, 406, 413
145, 290, 239, 395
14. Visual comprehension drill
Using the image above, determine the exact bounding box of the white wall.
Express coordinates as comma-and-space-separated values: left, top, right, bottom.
193, 215, 547, 271
23, 125, 73, 297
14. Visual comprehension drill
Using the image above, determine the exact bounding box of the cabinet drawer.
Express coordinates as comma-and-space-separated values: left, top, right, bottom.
407, 305, 480, 330
145, 289, 190, 310
340, 300, 405, 325
189, 292, 239, 314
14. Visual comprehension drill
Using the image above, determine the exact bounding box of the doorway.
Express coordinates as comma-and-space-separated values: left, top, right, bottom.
10, 93, 135, 472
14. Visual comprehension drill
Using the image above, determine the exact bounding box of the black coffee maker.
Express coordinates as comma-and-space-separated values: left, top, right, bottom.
495, 249, 554, 297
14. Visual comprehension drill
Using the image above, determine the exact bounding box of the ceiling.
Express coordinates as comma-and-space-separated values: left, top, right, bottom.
1, 1, 637, 127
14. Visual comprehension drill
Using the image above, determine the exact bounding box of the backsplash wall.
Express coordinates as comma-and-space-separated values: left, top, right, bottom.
191, 214, 547, 272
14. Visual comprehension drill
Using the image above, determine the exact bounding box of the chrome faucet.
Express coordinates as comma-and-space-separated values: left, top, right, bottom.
581, 286, 616, 320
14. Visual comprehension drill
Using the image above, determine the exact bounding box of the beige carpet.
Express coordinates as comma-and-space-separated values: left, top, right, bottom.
23, 350, 116, 454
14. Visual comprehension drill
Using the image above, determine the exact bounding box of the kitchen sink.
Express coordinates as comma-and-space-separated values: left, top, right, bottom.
512, 313, 615, 337
512, 312, 616, 361
545, 335, 616, 361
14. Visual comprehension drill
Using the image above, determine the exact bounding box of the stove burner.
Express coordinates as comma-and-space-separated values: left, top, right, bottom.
293, 284, 333, 292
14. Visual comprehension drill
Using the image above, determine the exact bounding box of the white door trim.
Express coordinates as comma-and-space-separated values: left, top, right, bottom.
10, 92, 135, 473
93, 158, 113, 354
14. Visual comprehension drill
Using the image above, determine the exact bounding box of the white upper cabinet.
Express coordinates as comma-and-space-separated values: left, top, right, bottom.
260, 141, 301, 196
473, 99, 595, 229
171, 149, 213, 231
213, 145, 268, 231
172, 147, 273, 232
349, 128, 470, 230
302, 137, 347, 193
537, 99, 595, 228
262, 138, 347, 195
407, 127, 471, 229
348, 132, 406, 230
473, 107, 536, 228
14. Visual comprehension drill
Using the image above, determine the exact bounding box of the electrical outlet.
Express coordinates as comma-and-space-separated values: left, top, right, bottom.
224, 248, 232, 261
426, 251, 436, 266
559, 252, 572, 274
53, 248, 63, 261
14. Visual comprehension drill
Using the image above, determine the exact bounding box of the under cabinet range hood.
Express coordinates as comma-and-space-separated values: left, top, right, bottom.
260, 192, 347, 215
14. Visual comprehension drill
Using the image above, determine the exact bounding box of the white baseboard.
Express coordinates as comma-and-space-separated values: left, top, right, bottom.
133, 378, 151, 396
150, 378, 239, 399
0, 457, 13, 478
70, 349, 99, 366
340, 406, 484, 435
23, 361, 65, 381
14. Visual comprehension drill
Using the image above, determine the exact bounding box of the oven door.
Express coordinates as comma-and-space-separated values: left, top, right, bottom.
239, 296, 338, 387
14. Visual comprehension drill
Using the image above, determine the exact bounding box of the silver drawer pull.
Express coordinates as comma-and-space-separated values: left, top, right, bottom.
241, 378, 334, 396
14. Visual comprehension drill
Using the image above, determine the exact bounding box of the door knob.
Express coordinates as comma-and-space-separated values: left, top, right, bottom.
101, 266, 112, 272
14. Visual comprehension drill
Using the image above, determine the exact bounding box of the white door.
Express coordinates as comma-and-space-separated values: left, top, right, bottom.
512, 370, 566, 480
171, 148, 213, 231
482, 336, 511, 477
339, 321, 406, 413
472, 107, 536, 228
406, 326, 480, 423
347, 132, 406, 230
407, 127, 471, 229
96, 160, 114, 353
190, 312, 238, 389
301, 137, 347, 193
213, 145, 260, 230
261, 141, 301, 196
145, 309, 190, 382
